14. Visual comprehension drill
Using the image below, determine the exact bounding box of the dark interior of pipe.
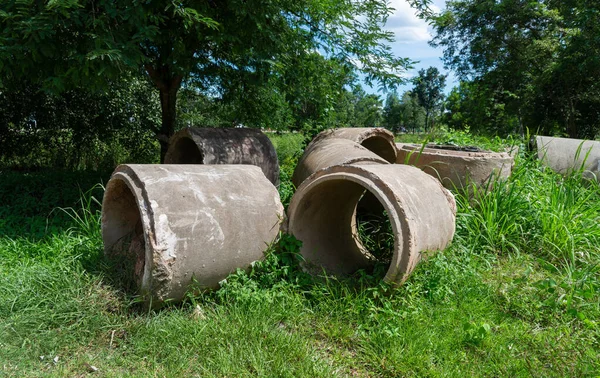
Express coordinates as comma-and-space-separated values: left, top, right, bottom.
356, 191, 394, 263
103, 179, 146, 294
168, 137, 204, 164
292, 179, 394, 277
361, 136, 396, 163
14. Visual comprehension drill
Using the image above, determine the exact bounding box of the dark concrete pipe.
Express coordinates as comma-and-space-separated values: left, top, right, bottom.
164, 127, 280, 186
287, 164, 456, 284
396, 143, 513, 190
101, 164, 284, 307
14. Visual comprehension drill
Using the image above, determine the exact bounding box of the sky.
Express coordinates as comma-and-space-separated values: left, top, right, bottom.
362, 0, 456, 96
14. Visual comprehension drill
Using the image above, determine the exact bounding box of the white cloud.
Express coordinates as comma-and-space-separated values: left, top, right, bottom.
361, 0, 458, 93
385, 0, 442, 44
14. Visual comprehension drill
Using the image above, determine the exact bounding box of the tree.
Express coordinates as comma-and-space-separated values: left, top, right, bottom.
0, 0, 412, 160
0, 76, 160, 168
427, 0, 600, 138
399, 91, 426, 133
349, 87, 384, 128
383, 92, 403, 132
412, 67, 446, 131
442, 81, 520, 136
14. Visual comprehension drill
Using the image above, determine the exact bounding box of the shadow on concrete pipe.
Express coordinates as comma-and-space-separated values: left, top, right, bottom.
396, 143, 513, 191
164, 127, 280, 186
287, 164, 456, 284
292, 138, 389, 188
102, 164, 284, 307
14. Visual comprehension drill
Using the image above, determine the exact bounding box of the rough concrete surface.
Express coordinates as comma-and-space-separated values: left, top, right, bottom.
311, 127, 397, 163
164, 127, 280, 186
101, 164, 284, 307
292, 138, 388, 188
396, 143, 513, 190
535, 135, 600, 182
287, 164, 456, 284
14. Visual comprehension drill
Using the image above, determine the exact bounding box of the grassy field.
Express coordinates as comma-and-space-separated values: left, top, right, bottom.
1, 133, 599, 377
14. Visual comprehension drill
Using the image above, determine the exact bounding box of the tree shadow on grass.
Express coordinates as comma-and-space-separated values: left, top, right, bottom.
0, 168, 111, 240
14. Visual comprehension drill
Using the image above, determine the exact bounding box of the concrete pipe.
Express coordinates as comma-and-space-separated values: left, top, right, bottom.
101, 164, 284, 306
287, 164, 456, 284
164, 127, 280, 186
292, 138, 389, 188
535, 136, 600, 182
396, 143, 513, 190
311, 127, 397, 163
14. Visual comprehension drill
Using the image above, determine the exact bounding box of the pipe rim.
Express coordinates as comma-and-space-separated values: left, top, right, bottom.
102, 167, 155, 298
288, 165, 414, 283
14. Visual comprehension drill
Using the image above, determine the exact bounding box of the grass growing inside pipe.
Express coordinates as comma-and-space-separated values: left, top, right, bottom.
1, 136, 599, 376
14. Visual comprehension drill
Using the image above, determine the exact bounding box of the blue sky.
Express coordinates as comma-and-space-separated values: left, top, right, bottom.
362, 0, 456, 95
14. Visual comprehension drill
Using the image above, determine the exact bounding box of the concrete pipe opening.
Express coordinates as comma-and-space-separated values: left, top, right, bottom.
102, 178, 147, 294
288, 164, 456, 284
166, 137, 204, 164
361, 135, 397, 164
102, 164, 284, 307
164, 127, 280, 186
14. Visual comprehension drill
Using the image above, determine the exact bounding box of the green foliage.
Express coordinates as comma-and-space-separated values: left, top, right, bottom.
0, 76, 160, 170
412, 66, 446, 131
443, 81, 522, 136
430, 0, 600, 138
396, 125, 516, 152
268, 132, 304, 207
0, 0, 414, 159
356, 208, 394, 264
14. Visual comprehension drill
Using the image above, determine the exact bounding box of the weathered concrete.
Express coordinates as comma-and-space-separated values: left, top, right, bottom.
101, 164, 284, 307
535, 136, 600, 181
292, 138, 388, 187
396, 143, 513, 190
287, 164, 456, 284
164, 127, 280, 186
311, 127, 397, 163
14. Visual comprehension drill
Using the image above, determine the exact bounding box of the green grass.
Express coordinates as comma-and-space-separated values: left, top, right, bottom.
1, 133, 599, 376
396, 126, 517, 152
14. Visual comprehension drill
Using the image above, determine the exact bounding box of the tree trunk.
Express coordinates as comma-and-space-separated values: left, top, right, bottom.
145, 64, 183, 163
566, 97, 578, 138
158, 86, 179, 162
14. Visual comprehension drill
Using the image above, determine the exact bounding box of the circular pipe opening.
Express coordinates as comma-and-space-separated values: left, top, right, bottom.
290, 177, 398, 278
361, 136, 397, 163
167, 137, 204, 164
102, 179, 146, 294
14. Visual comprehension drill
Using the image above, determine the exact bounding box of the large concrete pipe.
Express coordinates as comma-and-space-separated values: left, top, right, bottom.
535, 136, 600, 181
311, 127, 397, 163
164, 127, 280, 186
396, 143, 513, 190
292, 138, 389, 187
101, 164, 284, 306
287, 164, 456, 284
